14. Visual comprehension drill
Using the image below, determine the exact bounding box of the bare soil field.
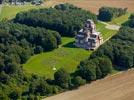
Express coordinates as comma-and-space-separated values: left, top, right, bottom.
45, 69, 134, 100
45, 0, 134, 14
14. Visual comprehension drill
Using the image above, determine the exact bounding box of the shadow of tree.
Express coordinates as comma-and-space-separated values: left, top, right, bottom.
62, 41, 77, 48
113, 65, 128, 71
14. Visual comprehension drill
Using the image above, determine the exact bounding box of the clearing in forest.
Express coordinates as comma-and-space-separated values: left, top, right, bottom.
23, 22, 117, 78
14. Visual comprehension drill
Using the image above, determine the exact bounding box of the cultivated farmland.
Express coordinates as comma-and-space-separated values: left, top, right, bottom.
45, 69, 134, 100
44, 0, 133, 25
45, 0, 134, 14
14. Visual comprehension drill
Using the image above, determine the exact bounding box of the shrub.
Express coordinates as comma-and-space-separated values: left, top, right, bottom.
72, 76, 86, 87
54, 68, 71, 89
98, 7, 127, 21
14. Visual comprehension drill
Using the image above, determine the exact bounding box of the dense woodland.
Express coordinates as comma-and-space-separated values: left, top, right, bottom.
14, 3, 97, 37
0, 4, 97, 99
0, 3, 134, 100
0, 22, 62, 99
89, 26, 134, 70
98, 7, 127, 21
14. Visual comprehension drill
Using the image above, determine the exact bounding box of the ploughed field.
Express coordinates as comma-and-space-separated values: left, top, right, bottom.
45, 0, 134, 14
45, 69, 134, 100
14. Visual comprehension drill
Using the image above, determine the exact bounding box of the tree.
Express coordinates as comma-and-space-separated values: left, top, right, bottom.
9, 90, 21, 100
98, 7, 127, 21
0, 72, 10, 84
4, 63, 18, 74
97, 57, 113, 77
41, 34, 57, 51
96, 66, 102, 79
54, 68, 71, 89
78, 63, 96, 81
0, 90, 8, 100
72, 76, 86, 87
34, 46, 43, 54
35, 81, 53, 96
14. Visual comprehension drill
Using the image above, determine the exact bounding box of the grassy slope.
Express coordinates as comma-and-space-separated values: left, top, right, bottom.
23, 23, 117, 78
0, 4, 43, 20
108, 13, 130, 25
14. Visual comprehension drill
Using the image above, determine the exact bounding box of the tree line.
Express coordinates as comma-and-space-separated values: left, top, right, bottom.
14, 3, 97, 37
123, 13, 134, 28
98, 7, 127, 21
90, 26, 134, 70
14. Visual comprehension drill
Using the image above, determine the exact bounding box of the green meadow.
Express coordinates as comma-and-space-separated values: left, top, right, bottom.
23, 22, 117, 78
0, 4, 43, 20
108, 13, 130, 25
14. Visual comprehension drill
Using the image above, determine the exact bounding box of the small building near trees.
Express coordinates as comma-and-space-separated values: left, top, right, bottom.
75, 19, 103, 50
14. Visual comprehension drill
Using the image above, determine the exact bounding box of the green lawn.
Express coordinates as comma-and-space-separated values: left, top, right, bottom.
0, 4, 43, 20
23, 22, 117, 78
108, 13, 130, 25
0, 4, 117, 78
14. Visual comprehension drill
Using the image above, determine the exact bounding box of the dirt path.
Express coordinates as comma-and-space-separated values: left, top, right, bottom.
99, 21, 120, 30
45, 69, 134, 100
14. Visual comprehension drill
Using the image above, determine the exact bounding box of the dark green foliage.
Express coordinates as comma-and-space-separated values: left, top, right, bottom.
55, 3, 79, 11
0, 72, 10, 84
0, 22, 61, 99
91, 26, 134, 69
0, 91, 8, 100
0, 0, 3, 4
123, 13, 134, 28
98, 7, 127, 21
14, 3, 97, 37
96, 66, 102, 79
54, 68, 71, 89
9, 90, 21, 100
77, 57, 113, 82
71, 76, 86, 87
96, 57, 112, 77
78, 61, 97, 81
35, 81, 53, 96
34, 46, 43, 54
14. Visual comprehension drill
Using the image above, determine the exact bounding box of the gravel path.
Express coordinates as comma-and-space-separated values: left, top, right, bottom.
99, 21, 121, 30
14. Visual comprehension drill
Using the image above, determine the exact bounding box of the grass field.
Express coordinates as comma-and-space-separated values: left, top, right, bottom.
0, 4, 43, 20
108, 13, 130, 25
23, 22, 117, 78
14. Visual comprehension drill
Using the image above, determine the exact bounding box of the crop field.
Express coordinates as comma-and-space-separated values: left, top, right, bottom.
44, 0, 132, 25
23, 22, 117, 78
45, 69, 134, 100
0, 4, 43, 20
45, 0, 134, 14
